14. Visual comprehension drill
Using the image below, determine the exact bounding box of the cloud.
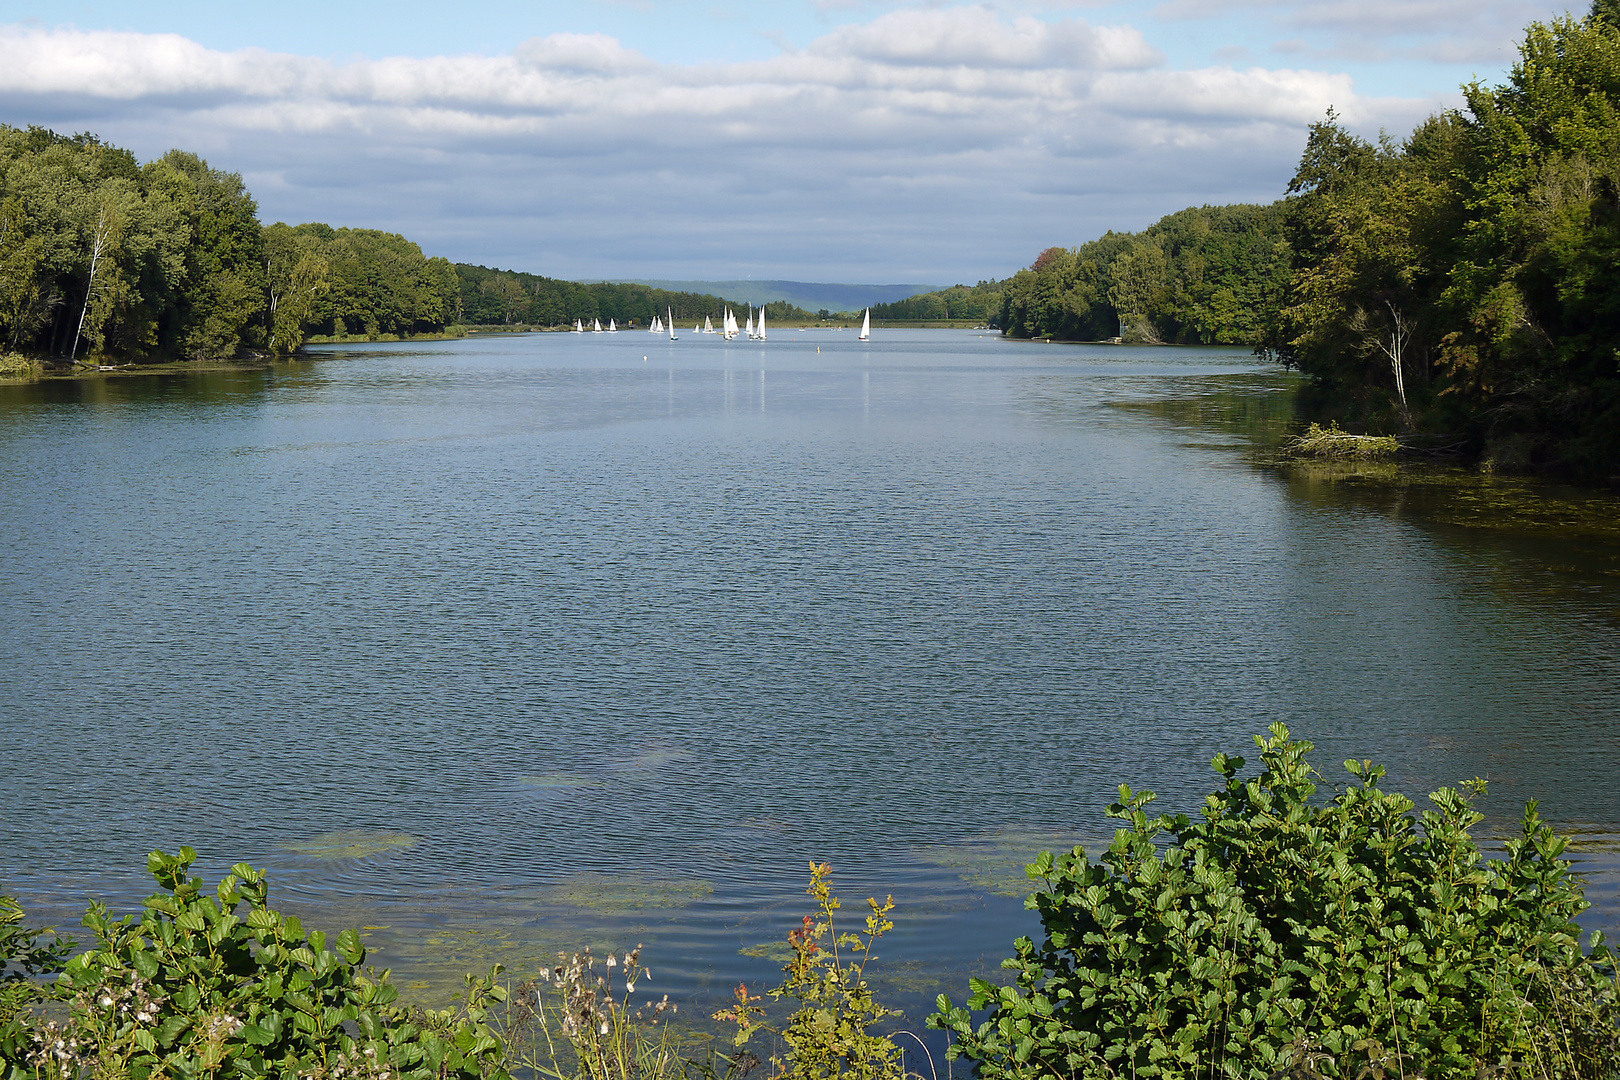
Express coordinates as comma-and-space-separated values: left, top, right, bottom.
1155, 0, 1568, 65
0, 12, 1438, 280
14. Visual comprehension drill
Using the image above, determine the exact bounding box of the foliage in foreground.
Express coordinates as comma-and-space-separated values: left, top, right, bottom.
1, 848, 509, 1080
931, 724, 1620, 1080
717, 862, 908, 1080
0, 856, 915, 1080
500, 945, 690, 1080
8, 738, 1620, 1080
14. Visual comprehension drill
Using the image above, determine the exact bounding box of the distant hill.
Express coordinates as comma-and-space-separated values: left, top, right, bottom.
605, 280, 946, 313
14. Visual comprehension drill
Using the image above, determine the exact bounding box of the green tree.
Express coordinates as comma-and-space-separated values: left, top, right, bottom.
263, 223, 329, 353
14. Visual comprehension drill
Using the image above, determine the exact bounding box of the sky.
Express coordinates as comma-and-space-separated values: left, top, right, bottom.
0, 0, 1583, 283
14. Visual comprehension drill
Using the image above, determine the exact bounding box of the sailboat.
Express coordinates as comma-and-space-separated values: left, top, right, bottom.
608, 319, 618, 333
703, 315, 714, 334
858, 308, 870, 341
593, 318, 603, 333
649, 316, 660, 334
723, 308, 739, 340
744, 310, 754, 339
574, 319, 584, 333
758, 306, 766, 341
668, 307, 678, 340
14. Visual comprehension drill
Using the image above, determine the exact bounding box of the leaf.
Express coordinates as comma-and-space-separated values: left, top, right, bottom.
336, 927, 365, 965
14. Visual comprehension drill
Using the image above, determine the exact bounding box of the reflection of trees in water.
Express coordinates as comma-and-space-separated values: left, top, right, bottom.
0, 364, 296, 408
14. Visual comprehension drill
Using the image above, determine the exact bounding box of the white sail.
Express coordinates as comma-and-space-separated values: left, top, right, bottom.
703, 315, 714, 334
744, 311, 754, 338
594, 318, 602, 332
574, 318, 583, 333
858, 308, 870, 341
668, 307, 677, 340
758, 306, 766, 341
608, 318, 617, 332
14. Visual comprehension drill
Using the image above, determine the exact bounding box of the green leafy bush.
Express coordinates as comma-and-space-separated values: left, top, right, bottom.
931, 725, 1620, 1080
2, 848, 509, 1080
0, 894, 74, 1067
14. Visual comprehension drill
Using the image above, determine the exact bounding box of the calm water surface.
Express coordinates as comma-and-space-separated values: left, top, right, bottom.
2, 330, 1618, 1019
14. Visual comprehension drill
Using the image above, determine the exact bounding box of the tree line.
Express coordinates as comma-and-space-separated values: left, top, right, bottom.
869, 281, 1004, 324
454, 264, 815, 328
890, 4, 1620, 477
0, 127, 466, 361
0, 127, 804, 366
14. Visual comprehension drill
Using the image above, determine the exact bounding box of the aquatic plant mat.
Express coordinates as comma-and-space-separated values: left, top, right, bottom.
1284, 421, 1400, 459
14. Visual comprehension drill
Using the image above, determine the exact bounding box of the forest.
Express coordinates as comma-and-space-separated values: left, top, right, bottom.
868, 280, 1004, 324
1265, 4, 1620, 477
0, 128, 784, 369
889, 4, 1620, 477
987, 201, 1292, 344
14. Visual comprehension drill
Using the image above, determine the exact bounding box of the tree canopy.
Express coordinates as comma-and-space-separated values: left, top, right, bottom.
1269, 6, 1620, 475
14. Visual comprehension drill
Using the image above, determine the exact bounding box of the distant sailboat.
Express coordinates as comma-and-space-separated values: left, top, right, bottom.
574, 319, 584, 333
649, 316, 660, 334
703, 315, 715, 334
593, 318, 603, 333
608, 319, 618, 333
744, 310, 754, 339
723, 308, 739, 340
758, 306, 766, 341
668, 307, 678, 340
858, 308, 870, 341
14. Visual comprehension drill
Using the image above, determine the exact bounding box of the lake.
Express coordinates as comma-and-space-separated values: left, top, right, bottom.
2, 329, 1618, 1028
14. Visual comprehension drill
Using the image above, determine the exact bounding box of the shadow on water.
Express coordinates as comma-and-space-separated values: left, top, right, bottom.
1113, 368, 1620, 616
0, 364, 316, 410
1108, 365, 1620, 944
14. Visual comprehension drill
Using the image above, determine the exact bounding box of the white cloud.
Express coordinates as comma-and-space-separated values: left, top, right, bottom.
1154, 0, 1571, 65
0, 12, 1439, 280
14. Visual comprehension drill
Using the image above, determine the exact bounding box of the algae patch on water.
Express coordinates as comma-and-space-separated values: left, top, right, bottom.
739, 941, 794, 962
519, 773, 606, 790
283, 829, 417, 860
918, 827, 1100, 897
613, 747, 694, 776
541, 873, 714, 914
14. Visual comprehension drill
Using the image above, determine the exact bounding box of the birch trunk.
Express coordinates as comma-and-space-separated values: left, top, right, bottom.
70, 205, 113, 362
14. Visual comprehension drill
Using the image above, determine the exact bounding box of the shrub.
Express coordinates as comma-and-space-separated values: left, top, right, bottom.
718, 863, 909, 1080
0, 354, 41, 380
1, 848, 509, 1080
930, 725, 1620, 1080
0, 894, 75, 1068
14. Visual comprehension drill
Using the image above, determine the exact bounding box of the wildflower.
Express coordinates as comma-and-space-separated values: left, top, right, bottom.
605, 954, 616, 968
600, 1020, 610, 1035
